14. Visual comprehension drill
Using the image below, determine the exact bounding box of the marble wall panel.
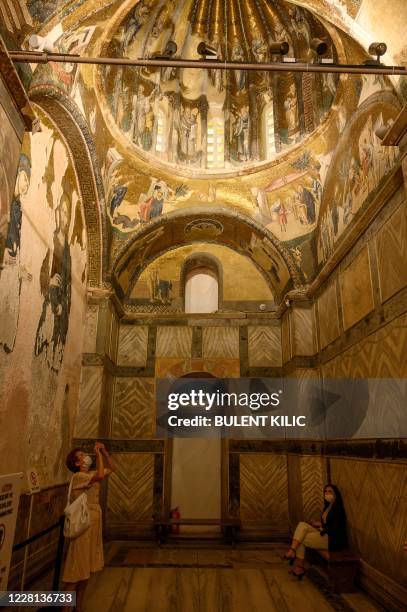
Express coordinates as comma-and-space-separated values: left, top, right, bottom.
300, 456, 325, 522
202, 327, 240, 359
155, 357, 241, 379
112, 378, 155, 439
339, 247, 374, 331
156, 326, 192, 358
287, 454, 303, 530
281, 313, 291, 364
240, 454, 289, 534
376, 202, 407, 303
291, 307, 315, 356
106, 453, 154, 524
247, 326, 282, 367
117, 325, 149, 367
322, 313, 407, 379
330, 458, 407, 587
318, 282, 340, 350
74, 366, 102, 438
82, 305, 99, 354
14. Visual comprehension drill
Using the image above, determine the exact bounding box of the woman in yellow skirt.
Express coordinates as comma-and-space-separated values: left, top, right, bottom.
62, 442, 114, 611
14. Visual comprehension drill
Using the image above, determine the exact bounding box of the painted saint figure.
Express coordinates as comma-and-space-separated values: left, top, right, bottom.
0, 155, 31, 354
231, 40, 247, 90
34, 190, 72, 372
131, 85, 155, 151
178, 106, 198, 161
232, 106, 250, 162
283, 83, 299, 143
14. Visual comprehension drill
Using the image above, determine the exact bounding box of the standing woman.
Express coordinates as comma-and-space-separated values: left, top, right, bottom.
62, 442, 114, 611
284, 484, 347, 578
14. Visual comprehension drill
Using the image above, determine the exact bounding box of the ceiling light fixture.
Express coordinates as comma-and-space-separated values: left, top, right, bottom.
365, 42, 387, 65
197, 42, 218, 59
151, 40, 177, 60
269, 41, 290, 56
310, 38, 328, 58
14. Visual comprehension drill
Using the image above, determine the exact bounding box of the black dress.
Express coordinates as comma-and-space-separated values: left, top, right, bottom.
320, 504, 348, 552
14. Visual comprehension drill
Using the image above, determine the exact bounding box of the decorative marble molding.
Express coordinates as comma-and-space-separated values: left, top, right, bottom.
29, 85, 108, 287
0, 35, 34, 131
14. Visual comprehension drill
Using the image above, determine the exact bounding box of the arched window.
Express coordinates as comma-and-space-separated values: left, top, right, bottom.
264, 103, 276, 157
185, 266, 219, 313
207, 118, 224, 169
155, 108, 165, 152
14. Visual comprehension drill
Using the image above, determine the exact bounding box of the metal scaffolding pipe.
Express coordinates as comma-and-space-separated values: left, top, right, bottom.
7, 51, 407, 76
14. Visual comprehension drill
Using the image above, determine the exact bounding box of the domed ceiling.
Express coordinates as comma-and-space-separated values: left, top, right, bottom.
26, 0, 403, 292
103, 0, 339, 174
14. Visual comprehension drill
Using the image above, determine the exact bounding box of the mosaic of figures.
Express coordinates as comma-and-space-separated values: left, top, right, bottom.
317, 96, 400, 264
130, 243, 274, 311
103, 0, 339, 171
25, 0, 402, 281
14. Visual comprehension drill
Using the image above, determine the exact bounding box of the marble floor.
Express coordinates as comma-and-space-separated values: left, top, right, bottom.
82, 542, 382, 612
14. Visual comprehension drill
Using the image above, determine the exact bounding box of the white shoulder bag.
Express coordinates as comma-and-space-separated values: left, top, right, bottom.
64, 475, 91, 539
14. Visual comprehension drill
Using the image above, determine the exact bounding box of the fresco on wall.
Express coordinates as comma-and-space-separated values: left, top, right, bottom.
34, 171, 77, 373
0, 106, 22, 266
0, 109, 87, 484
317, 95, 400, 264
0, 154, 32, 354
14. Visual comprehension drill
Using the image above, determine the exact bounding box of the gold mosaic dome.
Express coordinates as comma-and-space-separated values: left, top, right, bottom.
102, 0, 339, 175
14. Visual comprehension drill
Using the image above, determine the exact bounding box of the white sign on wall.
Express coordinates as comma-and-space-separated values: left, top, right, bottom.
0, 473, 23, 590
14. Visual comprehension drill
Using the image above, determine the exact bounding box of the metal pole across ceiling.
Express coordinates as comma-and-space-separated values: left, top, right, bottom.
8, 51, 407, 76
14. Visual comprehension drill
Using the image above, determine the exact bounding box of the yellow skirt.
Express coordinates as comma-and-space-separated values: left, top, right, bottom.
62, 505, 104, 583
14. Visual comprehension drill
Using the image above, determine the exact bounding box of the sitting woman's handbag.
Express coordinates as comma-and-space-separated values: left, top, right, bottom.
64, 476, 91, 539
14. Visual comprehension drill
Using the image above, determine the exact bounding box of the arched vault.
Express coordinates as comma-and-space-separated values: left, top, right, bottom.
111, 207, 304, 303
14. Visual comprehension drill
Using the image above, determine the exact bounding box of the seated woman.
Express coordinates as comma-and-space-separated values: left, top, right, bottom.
62, 442, 114, 612
284, 483, 347, 579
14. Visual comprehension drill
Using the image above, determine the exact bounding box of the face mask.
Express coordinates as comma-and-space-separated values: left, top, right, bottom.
325, 493, 334, 503
82, 455, 93, 468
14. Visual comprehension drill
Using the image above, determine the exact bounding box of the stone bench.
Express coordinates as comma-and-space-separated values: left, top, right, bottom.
310, 548, 360, 593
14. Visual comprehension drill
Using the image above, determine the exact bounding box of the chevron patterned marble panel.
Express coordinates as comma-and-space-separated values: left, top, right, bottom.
376, 202, 407, 303
82, 305, 99, 354
330, 458, 407, 587
108, 310, 119, 361
156, 326, 192, 358
339, 247, 374, 331
318, 282, 340, 350
202, 327, 240, 359
300, 456, 325, 523
240, 454, 289, 534
281, 313, 291, 364
117, 325, 148, 367
106, 453, 154, 524
247, 326, 282, 367
322, 313, 407, 378
287, 454, 303, 530
74, 366, 102, 438
112, 378, 155, 439
291, 308, 315, 356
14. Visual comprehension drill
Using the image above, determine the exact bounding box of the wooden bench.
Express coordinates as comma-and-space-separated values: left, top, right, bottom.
154, 517, 241, 545
309, 549, 360, 593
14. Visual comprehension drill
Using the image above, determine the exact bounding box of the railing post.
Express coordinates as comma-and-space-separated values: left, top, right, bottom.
52, 516, 65, 591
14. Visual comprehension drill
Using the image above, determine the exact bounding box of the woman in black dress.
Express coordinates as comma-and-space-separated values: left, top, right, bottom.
284, 484, 347, 578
